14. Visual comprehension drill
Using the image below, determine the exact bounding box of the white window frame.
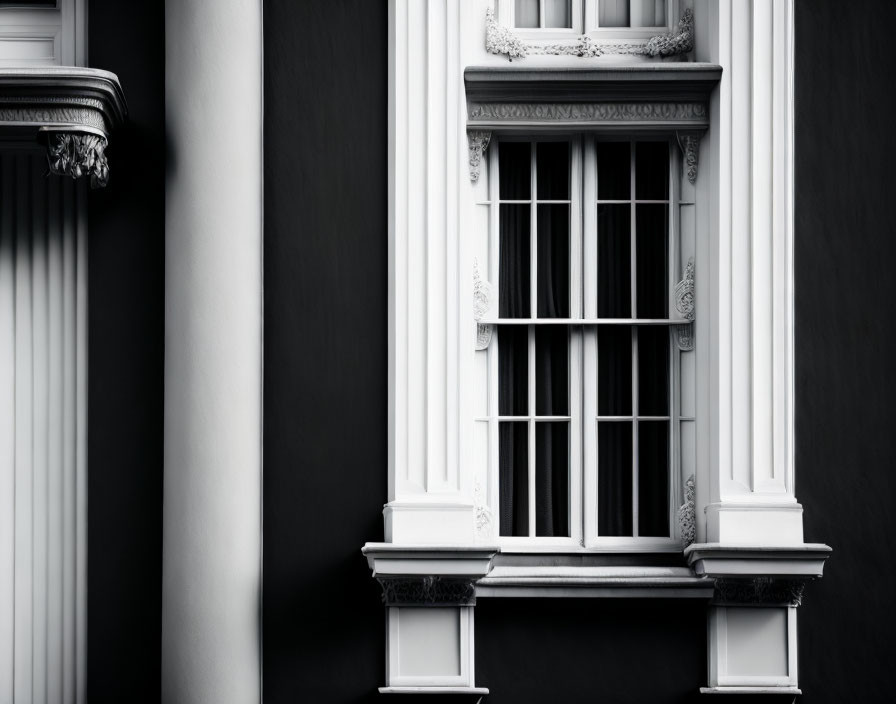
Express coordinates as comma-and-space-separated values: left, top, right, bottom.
477, 133, 694, 553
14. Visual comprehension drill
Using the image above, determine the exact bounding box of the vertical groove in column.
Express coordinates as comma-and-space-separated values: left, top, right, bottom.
0, 153, 15, 704
14, 152, 34, 704
31, 154, 49, 704
75, 182, 87, 704
47, 169, 63, 704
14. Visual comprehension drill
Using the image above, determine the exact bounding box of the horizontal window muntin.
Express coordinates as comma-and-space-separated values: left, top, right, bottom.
484, 136, 685, 547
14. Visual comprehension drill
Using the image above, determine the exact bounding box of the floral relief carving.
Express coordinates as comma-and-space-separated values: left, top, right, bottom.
678, 474, 696, 547
713, 577, 807, 607
677, 132, 699, 184
474, 478, 494, 539
473, 258, 494, 350
484, 7, 694, 61
675, 257, 695, 351
467, 130, 491, 183
46, 132, 110, 188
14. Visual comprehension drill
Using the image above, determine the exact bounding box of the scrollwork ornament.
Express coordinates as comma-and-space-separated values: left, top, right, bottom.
378, 576, 477, 607
677, 132, 699, 184
675, 258, 695, 351
473, 258, 494, 350
678, 474, 696, 547
468, 130, 491, 183
46, 132, 110, 188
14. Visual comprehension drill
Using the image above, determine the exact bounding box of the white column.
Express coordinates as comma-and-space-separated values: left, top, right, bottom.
163, 1, 262, 703
387, 0, 475, 543
696, 0, 802, 546
0, 150, 87, 703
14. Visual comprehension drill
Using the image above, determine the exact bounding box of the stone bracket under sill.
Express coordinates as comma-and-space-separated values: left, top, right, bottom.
0, 67, 127, 187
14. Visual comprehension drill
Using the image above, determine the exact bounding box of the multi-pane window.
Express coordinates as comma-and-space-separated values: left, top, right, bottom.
512, 0, 669, 30
481, 137, 686, 545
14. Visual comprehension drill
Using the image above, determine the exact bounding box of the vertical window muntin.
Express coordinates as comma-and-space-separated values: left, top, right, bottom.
487, 136, 682, 549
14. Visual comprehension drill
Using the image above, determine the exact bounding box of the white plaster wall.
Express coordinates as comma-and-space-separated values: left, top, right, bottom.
163, 1, 263, 702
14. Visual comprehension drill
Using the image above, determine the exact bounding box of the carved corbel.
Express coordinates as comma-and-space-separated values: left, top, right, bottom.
377, 576, 478, 607
41, 127, 110, 188
676, 131, 700, 184
674, 257, 695, 351
473, 258, 494, 350
713, 577, 808, 608
468, 130, 491, 183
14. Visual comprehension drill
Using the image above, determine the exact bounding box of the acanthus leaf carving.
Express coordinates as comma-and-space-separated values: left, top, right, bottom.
473, 258, 494, 350
469, 102, 707, 124
675, 257, 695, 351
467, 130, 491, 183
713, 577, 807, 607
46, 131, 110, 188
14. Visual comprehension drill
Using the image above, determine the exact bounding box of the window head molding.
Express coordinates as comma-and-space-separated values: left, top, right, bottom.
465, 64, 721, 133
0, 66, 127, 186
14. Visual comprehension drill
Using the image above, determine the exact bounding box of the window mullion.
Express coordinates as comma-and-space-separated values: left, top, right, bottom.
528, 326, 536, 536
630, 142, 639, 538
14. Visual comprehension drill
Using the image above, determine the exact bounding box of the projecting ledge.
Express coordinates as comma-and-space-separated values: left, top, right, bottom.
0, 67, 128, 187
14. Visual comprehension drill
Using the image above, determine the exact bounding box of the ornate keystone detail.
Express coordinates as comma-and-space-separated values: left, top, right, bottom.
713, 577, 807, 607
378, 576, 477, 607
484, 7, 693, 61
468, 130, 491, 183
677, 131, 699, 184
675, 257, 695, 351
473, 259, 494, 350
45, 130, 110, 188
678, 474, 696, 547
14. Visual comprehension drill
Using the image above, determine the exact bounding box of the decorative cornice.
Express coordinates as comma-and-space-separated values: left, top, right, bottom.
0, 68, 127, 187
473, 258, 494, 350
677, 131, 699, 184
678, 474, 696, 547
377, 576, 477, 607
713, 577, 807, 607
675, 257, 695, 351
467, 129, 491, 183
484, 7, 694, 61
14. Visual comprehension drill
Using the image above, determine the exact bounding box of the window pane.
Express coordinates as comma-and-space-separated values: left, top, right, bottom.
536, 327, 568, 415
515, 0, 539, 27
536, 423, 569, 536
635, 141, 669, 200
597, 142, 630, 200
638, 421, 669, 537
598, 204, 631, 317
500, 422, 530, 536
499, 204, 531, 318
537, 142, 569, 200
544, 0, 572, 28
598, 327, 632, 416
599, 0, 630, 26
637, 326, 669, 416
598, 421, 633, 536
536, 205, 570, 317
499, 142, 531, 200
635, 204, 668, 318
631, 0, 665, 27
499, 326, 528, 416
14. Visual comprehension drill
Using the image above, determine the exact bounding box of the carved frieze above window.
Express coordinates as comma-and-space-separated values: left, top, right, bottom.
713, 577, 808, 607
0, 68, 127, 187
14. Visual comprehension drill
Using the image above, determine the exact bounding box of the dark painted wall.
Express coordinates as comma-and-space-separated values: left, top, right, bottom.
81, 0, 895, 702
795, 0, 896, 701
87, 0, 164, 701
